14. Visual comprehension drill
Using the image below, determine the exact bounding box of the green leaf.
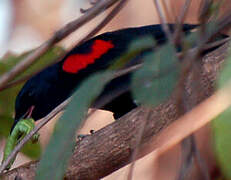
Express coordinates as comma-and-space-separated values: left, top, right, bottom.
131, 43, 179, 106
213, 107, 231, 179
35, 72, 112, 180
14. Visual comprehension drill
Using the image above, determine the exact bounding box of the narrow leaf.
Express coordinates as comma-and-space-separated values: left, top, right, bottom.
35, 72, 111, 180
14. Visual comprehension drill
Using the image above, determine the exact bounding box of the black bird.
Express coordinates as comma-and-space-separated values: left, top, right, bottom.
12, 24, 226, 131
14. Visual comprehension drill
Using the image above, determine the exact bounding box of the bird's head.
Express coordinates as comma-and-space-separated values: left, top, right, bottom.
12, 80, 37, 132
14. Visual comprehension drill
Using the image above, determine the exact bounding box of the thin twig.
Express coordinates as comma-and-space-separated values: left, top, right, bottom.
186, 53, 210, 180
199, 0, 213, 23
194, 137, 210, 180
203, 37, 230, 50
153, 0, 173, 42
77, 0, 129, 46
174, 1, 219, 178
127, 110, 151, 180
0, 0, 120, 90
177, 136, 195, 180
162, 0, 172, 22
127, 1, 176, 177
175, 6, 210, 178
0, 71, 39, 91
173, 0, 192, 44
176, 0, 192, 24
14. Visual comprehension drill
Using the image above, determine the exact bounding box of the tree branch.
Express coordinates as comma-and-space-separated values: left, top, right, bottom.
0, 42, 228, 180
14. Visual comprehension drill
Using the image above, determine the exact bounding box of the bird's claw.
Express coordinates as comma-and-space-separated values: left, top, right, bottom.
1, 118, 38, 170
77, 130, 95, 140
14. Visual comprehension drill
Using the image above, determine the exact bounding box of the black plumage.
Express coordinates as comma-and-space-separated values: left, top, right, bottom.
13, 24, 224, 131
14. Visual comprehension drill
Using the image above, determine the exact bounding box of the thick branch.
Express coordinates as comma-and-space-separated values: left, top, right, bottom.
0, 43, 228, 179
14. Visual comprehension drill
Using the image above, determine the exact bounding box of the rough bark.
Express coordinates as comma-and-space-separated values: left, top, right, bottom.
0, 43, 229, 180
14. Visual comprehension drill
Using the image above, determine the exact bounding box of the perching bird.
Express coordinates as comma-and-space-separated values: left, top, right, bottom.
13, 24, 200, 129
2, 24, 228, 169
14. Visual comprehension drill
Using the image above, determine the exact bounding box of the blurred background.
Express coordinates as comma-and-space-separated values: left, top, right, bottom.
1, 0, 231, 179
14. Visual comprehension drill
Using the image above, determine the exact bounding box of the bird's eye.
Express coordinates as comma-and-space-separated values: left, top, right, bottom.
24, 105, 35, 119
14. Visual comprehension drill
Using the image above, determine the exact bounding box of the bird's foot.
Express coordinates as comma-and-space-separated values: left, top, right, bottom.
2, 118, 39, 170
77, 129, 95, 140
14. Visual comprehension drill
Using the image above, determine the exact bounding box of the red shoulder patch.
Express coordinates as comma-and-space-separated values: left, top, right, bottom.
62, 40, 114, 73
